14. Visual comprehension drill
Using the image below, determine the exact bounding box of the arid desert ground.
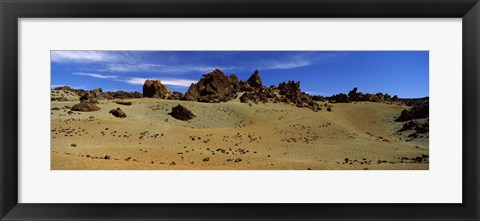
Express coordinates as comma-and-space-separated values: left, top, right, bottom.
51, 73, 429, 170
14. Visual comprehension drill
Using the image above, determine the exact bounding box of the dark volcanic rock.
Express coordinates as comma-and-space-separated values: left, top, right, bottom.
398, 119, 429, 138
109, 108, 127, 118
79, 88, 105, 103
106, 91, 142, 99
348, 87, 359, 101
330, 93, 350, 103
277, 80, 320, 111
168, 91, 184, 100
395, 103, 429, 122
143, 80, 172, 99
169, 104, 196, 121
115, 101, 132, 106
247, 69, 262, 89
183, 69, 239, 103
54, 86, 73, 91
341, 87, 398, 103
71, 103, 100, 112
240, 86, 276, 104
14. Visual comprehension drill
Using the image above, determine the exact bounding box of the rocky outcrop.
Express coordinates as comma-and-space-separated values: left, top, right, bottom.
183, 69, 239, 103
71, 103, 100, 112
105, 91, 142, 99
332, 87, 399, 103
395, 103, 429, 122
109, 108, 127, 118
247, 69, 262, 88
168, 91, 184, 100
240, 86, 276, 104
53, 86, 73, 91
79, 88, 105, 103
169, 104, 195, 121
278, 81, 320, 111
143, 80, 172, 99
330, 93, 350, 103
239, 70, 262, 91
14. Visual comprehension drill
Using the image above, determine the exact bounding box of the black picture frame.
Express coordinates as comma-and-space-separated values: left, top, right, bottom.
1, 0, 479, 220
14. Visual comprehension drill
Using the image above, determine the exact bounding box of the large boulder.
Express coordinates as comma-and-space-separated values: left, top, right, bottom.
109, 108, 127, 118
183, 69, 239, 103
71, 103, 100, 112
169, 104, 195, 121
143, 80, 172, 99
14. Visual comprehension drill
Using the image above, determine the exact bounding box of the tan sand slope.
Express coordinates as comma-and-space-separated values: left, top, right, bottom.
51, 98, 428, 170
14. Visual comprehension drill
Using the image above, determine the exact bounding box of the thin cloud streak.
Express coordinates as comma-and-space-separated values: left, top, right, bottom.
103, 63, 239, 74
72, 71, 196, 87
51, 51, 120, 63
73, 72, 119, 79
124, 77, 196, 87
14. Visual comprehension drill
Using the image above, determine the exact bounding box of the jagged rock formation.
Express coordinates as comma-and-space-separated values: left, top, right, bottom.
105, 91, 142, 99
53, 86, 73, 91
167, 91, 185, 100
330, 93, 350, 103
143, 80, 172, 99
240, 80, 320, 112
79, 88, 105, 103
183, 69, 239, 103
240, 86, 276, 104
169, 104, 195, 121
330, 87, 398, 103
239, 69, 262, 91
278, 81, 320, 111
395, 103, 429, 122
109, 108, 127, 118
71, 103, 100, 112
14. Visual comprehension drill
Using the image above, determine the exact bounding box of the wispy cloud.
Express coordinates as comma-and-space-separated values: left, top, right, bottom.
305, 91, 328, 95
103, 63, 238, 74
73, 71, 195, 87
124, 77, 196, 87
260, 53, 340, 70
73, 72, 119, 79
262, 60, 312, 70
51, 51, 120, 63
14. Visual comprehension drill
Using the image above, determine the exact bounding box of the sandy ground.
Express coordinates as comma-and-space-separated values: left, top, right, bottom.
51, 95, 429, 170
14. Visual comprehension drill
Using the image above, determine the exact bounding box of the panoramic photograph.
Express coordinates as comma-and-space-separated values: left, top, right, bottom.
50, 51, 429, 170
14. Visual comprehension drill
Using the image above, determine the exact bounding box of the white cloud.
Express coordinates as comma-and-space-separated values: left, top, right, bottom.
73, 72, 119, 79
51, 51, 119, 63
263, 60, 312, 70
103, 63, 238, 74
305, 91, 328, 96
124, 77, 196, 87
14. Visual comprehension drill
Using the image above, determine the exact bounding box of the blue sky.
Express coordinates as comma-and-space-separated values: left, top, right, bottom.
51, 51, 429, 98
